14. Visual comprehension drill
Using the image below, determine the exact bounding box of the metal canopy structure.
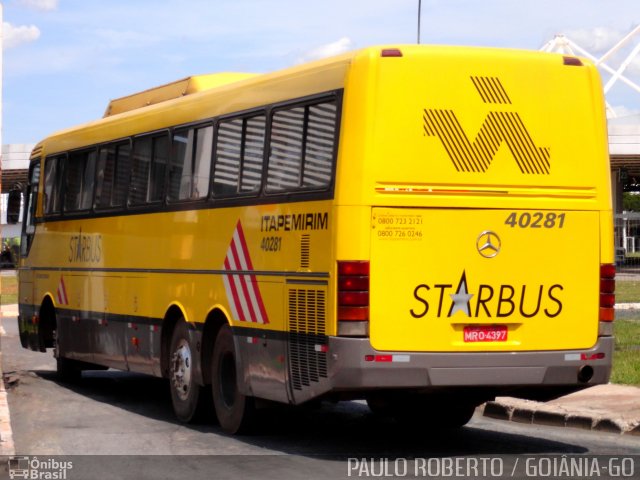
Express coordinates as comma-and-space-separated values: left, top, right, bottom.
542, 26, 640, 184
541, 25, 640, 118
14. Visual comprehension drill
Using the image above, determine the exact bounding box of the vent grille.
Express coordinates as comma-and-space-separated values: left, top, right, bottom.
300, 234, 310, 269
288, 288, 328, 391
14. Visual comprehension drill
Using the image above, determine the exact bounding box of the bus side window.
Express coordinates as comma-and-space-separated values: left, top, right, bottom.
130, 133, 168, 205
193, 125, 213, 198
267, 107, 305, 192
240, 115, 266, 193
169, 124, 213, 201
213, 118, 243, 196
303, 102, 337, 189
266, 100, 338, 193
113, 143, 131, 206
21, 159, 41, 257
96, 142, 131, 209
43, 155, 64, 215
64, 149, 97, 212
149, 135, 169, 202
129, 136, 152, 205
169, 128, 194, 201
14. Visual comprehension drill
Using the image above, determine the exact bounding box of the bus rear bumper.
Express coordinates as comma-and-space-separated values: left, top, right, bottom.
327, 336, 613, 394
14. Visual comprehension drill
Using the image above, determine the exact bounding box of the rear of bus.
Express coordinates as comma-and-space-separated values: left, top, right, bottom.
329, 46, 613, 410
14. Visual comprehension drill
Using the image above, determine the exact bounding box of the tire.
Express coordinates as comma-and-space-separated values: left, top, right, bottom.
168, 320, 210, 423
52, 312, 82, 383
211, 325, 255, 434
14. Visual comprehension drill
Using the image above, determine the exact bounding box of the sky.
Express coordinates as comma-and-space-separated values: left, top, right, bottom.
2, 0, 640, 145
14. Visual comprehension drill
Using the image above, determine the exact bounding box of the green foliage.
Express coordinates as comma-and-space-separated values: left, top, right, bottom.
623, 192, 640, 211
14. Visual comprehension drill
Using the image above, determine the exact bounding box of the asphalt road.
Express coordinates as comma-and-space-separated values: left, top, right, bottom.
1, 315, 639, 480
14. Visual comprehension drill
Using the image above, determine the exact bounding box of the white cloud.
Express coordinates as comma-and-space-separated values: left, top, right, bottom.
16, 0, 59, 12
3, 22, 41, 49
566, 27, 625, 54
297, 37, 354, 64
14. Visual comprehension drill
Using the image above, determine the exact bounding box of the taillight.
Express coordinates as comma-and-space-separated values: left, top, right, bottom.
599, 264, 615, 322
338, 261, 369, 322
381, 48, 403, 57
563, 56, 583, 67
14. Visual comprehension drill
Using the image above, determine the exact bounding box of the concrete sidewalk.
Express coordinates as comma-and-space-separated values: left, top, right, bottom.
0, 304, 17, 456
483, 384, 640, 435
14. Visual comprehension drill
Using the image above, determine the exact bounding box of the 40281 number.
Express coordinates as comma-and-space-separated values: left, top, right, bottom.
260, 236, 282, 252
504, 212, 566, 229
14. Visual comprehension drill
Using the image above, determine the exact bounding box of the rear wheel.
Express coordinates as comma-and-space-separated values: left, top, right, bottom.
211, 325, 255, 434
169, 320, 210, 423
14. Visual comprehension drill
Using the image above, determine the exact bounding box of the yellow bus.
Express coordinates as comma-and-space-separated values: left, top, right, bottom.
18, 45, 615, 434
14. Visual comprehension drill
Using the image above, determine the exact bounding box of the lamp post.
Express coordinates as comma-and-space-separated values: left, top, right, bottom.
417, 0, 422, 44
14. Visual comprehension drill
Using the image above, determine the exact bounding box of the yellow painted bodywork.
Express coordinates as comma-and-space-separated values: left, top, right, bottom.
336, 46, 611, 352
23, 45, 612, 356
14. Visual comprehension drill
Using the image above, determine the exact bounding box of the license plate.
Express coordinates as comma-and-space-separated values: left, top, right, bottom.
463, 325, 507, 342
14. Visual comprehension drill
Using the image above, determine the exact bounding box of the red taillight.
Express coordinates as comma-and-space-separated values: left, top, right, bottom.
338, 261, 369, 322
338, 291, 369, 306
599, 264, 615, 322
338, 261, 370, 276
563, 56, 583, 67
381, 48, 403, 57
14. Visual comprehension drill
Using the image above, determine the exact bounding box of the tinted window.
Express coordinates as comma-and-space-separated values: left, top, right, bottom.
130, 136, 152, 205
193, 125, 213, 198
241, 116, 266, 193
214, 118, 243, 196
303, 102, 336, 188
267, 107, 304, 191
64, 149, 96, 212
169, 128, 192, 201
130, 133, 168, 205
43, 155, 64, 214
169, 125, 213, 201
21, 160, 40, 256
96, 142, 131, 208
149, 135, 168, 202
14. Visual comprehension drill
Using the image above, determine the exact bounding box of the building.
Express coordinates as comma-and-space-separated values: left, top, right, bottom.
1, 143, 33, 239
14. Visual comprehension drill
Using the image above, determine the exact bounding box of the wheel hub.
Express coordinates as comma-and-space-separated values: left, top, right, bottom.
171, 339, 192, 401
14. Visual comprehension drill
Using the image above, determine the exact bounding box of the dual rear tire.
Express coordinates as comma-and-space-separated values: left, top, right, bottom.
168, 322, 254, 434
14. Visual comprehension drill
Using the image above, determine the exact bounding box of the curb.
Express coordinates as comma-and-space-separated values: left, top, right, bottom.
0, 316, 16, 456
482, 400, 638, 435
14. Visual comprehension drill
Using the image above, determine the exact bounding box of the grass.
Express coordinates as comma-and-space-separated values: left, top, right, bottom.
611, 318, 640, 386
615, 279, 640, 303
0, 274, 17, 305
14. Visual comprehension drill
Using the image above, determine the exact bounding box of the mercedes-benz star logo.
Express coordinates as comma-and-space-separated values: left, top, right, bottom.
476, 231, 501, 258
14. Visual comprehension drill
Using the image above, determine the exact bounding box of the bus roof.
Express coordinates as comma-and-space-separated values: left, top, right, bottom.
103, 73, 260, 117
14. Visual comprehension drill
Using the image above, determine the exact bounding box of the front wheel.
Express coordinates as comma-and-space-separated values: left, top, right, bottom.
169, 320, 210, 423
211, 325, 256, 434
